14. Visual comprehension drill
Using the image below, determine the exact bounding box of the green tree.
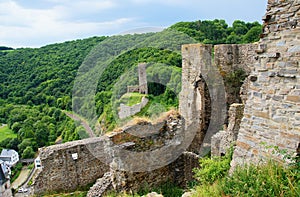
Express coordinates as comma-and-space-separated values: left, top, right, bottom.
232, 20, 248, 35
22, 146, 35, 159
18, 139, 33, 154
243, 25, 262, 43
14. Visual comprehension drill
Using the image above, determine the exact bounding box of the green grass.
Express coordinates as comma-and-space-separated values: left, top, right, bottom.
221, 161, 300, 197
41, 191, 87, 197
119, 93, 146, 106
105, 181, 183, 197
0, 50, 14, 53
192, 153, 300, 197
11, 163, 23, 183
0, 125, 17, 142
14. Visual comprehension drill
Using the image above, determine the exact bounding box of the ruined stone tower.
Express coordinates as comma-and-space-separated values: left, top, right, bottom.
138, 63, 148, 94
127, 63, 148, 94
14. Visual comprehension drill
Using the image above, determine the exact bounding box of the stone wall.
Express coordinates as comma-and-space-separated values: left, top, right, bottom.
118, 97, 149, 119
33, 112, 199, 196
179, 43, 257, 155
211, 103, 244, 156
180, 44, 215, 155
215, 44, 257, 75
215, 44, 257, 106
231, 0, 300, 168
87, 152, 199, 197
33, 138, 110, 195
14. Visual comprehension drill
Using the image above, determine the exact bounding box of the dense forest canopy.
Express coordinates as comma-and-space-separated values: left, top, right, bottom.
0, 19, 262, 158
169, 19, 262, 44
0, 46, 14, 51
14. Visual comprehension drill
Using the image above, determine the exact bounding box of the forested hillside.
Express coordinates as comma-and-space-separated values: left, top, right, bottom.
0, 19, 262, 158
169, 19, 262, 44
0, 36, 107, 106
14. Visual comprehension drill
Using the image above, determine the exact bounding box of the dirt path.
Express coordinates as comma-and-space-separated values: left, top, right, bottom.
64, 112, 96, 137
11, 167, 31, 189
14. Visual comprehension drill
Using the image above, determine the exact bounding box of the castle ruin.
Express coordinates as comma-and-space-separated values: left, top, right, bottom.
32, 0, 300, 195
127, 63, 148, 94
119, 63, 149, 119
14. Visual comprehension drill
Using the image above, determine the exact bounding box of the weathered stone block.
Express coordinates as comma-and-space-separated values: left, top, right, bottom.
236, 141, 251, 151
286, 95, 300, 102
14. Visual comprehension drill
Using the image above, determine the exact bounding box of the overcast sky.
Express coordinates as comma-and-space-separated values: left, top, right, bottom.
0, 0, 267, 48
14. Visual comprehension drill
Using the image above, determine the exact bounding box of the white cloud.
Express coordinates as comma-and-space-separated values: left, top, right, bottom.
0, 0, 266, 47
51, 0, 117, 19
0, 0, 133, 47
129, 0, 197, 6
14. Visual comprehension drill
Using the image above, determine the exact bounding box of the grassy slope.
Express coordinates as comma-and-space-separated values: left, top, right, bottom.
119, 93, 146, 106
0, 125, 16, 142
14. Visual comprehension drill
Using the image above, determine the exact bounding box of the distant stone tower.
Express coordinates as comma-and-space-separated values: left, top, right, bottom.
138, 63, 148, 94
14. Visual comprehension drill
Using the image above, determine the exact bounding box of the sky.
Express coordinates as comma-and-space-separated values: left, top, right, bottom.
0, 0, 267, 48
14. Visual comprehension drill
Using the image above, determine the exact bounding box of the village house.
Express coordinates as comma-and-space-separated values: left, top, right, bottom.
0, 160, 12, 197
0, 149, 19, 167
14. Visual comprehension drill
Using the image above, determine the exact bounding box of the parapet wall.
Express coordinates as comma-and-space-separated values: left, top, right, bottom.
118, 97, 149, 119
33, 137, 110, 194
231, 0, 300, 168
33, 114, 199, 195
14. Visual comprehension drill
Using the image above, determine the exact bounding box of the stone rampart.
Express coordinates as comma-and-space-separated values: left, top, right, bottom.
33, 137, 110, 194
231, 0, 300, 168
33, 113, 199, 195
118, 97, 149, 119
211, 103, 244, 156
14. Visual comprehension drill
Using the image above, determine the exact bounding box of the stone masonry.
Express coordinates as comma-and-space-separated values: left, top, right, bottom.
214, 44, 258, 106
32, 1, 300, 195
118, 97, 149, 119
127, 63, 148, 94
33, 137, 110, 194
180, 43, 257, 156
33, 113, 199, 195
87, 152, 199, 197
231, 0, 300, 168
211, 103, 244, 156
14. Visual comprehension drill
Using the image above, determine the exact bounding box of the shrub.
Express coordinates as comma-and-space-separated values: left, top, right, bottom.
153, 182, 183, 197
193, 146, 233, 185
